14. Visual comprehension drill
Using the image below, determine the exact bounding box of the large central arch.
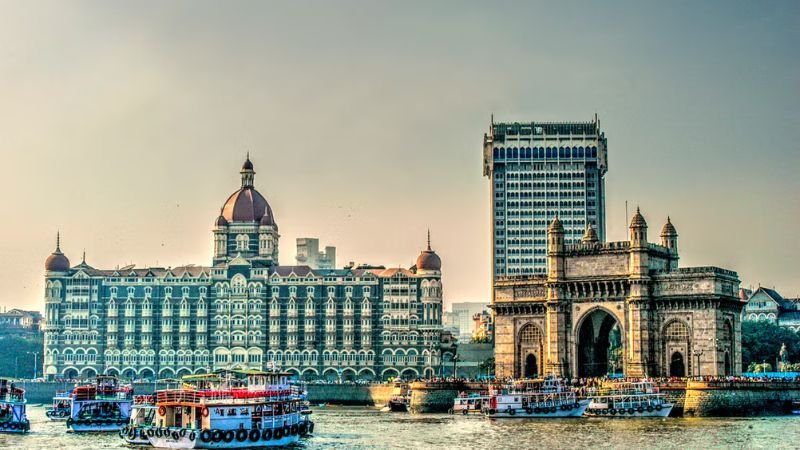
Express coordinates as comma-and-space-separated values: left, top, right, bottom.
517, 323, 543, 378
576, 309, 623, 378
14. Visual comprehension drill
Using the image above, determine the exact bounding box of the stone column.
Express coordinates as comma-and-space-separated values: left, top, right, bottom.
545, 284, 569, 378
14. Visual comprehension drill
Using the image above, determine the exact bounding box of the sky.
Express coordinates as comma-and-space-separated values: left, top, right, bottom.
0, 1, 798, 311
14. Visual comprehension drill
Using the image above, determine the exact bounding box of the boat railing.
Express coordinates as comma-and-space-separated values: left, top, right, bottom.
0, 392, 25, 403
157, 388, 296, 404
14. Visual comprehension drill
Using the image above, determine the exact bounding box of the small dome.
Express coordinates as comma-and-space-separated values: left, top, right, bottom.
739, 289, 749, 301
581, 224, 599, 243
630, 207, 647, 228
45, 233, 70, 271
45, 251, 70, 272
215, 215, 229, 227
416, 249, 441, 271
660, 217, 677, 237
260, 213, 275, 226
548, 216, 564, 233
242, 157, 254, 171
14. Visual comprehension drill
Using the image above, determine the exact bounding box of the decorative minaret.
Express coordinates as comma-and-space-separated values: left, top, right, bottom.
627, 207, 654, 377
241, 152, 255, 188
545, 216, 568, 376
629, 207, 649, 278
660, 217, 679, 271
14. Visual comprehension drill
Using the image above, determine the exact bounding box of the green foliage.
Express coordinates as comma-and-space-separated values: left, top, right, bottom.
478, 357, 495, 375
741, 321, 800, 368
471, 335, 491, 344
747, 362, 773, 373
0, 332, 43, 379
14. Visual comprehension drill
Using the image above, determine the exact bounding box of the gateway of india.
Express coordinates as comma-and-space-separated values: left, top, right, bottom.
492, 211, 744, 379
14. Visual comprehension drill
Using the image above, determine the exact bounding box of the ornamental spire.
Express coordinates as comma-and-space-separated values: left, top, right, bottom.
241, 154, 255, 188
55, 231, 61, 252
427, 228, 431, 251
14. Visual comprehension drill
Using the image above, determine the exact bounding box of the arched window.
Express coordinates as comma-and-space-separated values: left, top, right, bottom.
236, 234, 249, 251
519, 324, 543, 344
664, 321, 690, 341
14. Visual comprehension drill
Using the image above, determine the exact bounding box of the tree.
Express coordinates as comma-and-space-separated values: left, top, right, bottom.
741, 321, 800, 369
478, 357, 495, 377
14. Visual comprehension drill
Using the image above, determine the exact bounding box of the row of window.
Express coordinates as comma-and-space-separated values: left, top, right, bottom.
493, 146, 599, 160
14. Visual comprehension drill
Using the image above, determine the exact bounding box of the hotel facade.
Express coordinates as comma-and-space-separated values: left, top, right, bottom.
43, 158, 444, 381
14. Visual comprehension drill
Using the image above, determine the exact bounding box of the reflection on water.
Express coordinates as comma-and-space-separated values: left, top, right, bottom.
3, 406, 800, 450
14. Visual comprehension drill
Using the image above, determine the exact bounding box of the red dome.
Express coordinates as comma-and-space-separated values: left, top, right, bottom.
416, 250, 441, 271
45, 251, 70, 272
221, 188, 276, 224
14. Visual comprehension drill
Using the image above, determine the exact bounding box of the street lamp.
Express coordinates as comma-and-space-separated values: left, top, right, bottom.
27, 352, 40, 380
693, 349, 704, 378
452, 354, 459, 379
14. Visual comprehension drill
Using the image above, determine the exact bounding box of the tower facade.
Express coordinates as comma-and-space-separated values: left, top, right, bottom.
483, 117, 608, 278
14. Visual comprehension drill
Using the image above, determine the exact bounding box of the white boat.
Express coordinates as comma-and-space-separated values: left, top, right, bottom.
483, 378, 589, 418
0, 378, 29, 433
450, 393, 489, 415
585, 381, 673, 418
45, 390, 72, 421
120, 395, 157, 445
142, 369, 314, 449
66, 375, 133, 432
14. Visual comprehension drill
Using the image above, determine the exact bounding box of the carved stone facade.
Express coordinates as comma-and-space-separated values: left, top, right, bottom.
493, 211, 745, 379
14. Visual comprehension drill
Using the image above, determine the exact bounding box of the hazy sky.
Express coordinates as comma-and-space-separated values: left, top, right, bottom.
1, 1, 798, 311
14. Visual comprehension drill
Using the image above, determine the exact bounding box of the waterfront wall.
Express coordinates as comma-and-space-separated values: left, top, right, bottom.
409, 381, 486, 413
19, 382, 398, 407
680, 381, 800, 416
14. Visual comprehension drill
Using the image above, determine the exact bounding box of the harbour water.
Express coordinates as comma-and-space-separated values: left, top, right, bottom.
3, 405, 800, 449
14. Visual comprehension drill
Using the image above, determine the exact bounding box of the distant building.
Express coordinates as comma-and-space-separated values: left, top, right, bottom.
295, 238, 336, 270
472, 310, 493, 342
742, 287, 800, 332
0, 309, 42, 330
483, 117, 608, 277
448, 302, 487, 343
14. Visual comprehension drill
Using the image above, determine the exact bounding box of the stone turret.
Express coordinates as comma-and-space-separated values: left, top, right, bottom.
660, 217, 679, 270
629, 207, 649, 280
547, 216, 565, 280
581, 223, 599, 244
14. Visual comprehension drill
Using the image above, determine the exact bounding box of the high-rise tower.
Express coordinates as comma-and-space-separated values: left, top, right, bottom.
483, 117, 608, 278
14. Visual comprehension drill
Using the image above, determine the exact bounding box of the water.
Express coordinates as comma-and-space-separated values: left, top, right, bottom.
4, 406, 800, 449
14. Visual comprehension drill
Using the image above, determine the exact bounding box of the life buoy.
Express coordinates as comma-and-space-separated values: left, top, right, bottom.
508, 409, 516, 416
462, 409, 468, 415
637, 407, 644, 413
560, 404, 568, 411
627, 408, 634, 415
534, 407, 542, 414
158, 406, 167, 416
154, 428, 162, 438
200, 429, 212, 442
9, 423, 18, 430
610, 408, 617, 415
291, 424, 299, 435
274, 427, 283, 439
249, 429, 260, 441
223, 430, 235, 443
147, 428, 155, 437
282, 425, 290, 437
262, 428, 272, 440
128, 428, 136, 439
189, 431, 196, 441
180, 428, 187, 438
489, 408, 496, 415
655, 404, 663, 411
236, 428, 248, 442
171, 430, 180, 441
212, 429, 224, 442
201, 407, 209, 417
646, 406, 654, 412
299, 423, 308, 435
550, 407, 557, 414
309, 422, 314, 433
525, 407, 533, 414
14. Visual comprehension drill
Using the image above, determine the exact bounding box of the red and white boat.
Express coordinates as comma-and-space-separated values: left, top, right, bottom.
483, 378, 589, 418
141, 369, 314, 449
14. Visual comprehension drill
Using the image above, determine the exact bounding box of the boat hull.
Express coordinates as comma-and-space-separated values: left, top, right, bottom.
388, 402, 408, 412
485, 399, 590, 418
585, 403, 673, 418
0, 423, 29, 434
146, 427, 306, 449
69, 420, 128, 432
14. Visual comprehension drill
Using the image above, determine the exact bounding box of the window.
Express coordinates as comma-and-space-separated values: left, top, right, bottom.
236, 234, 249, 251
664, 321, 690, 340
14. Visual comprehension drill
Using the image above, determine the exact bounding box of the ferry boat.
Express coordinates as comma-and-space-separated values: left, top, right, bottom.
142, 369, 314, 449
0, 378, 29, 433
45, 390, 72, 420
450, 393, 489, 415
66, 375, 134, 432
585, 381, 673, 418
387, 392, 410, 412
120, 394, 156, 445
483, 378, 589, 418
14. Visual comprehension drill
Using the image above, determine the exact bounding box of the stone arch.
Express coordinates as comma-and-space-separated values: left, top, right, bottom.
357, 367, 376, 381
139, 368, 155, 381
662, 319, 691, 377
62, 367, 79, 379
158, 367, 175, 377
575, 307, 624, 378
516, 323, 544, 378
105, 367, 120, 377
400, 368, 419, 380
301, 368, 319, 381
81, 367, 97, 378
341, 368, 357, 382
381, 368, 400, 381
322, 368, 339, 382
